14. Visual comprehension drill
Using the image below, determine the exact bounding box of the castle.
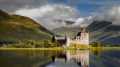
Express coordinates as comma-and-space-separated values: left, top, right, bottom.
52, 27, 89, 47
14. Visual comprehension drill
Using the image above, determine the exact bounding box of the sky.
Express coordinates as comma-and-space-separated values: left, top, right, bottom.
1, 0, 120, 16
0, 0, 120, 30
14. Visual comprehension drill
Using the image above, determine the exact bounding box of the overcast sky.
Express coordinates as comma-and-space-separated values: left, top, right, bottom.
0, 0, 119, 16
0, 0, 120, 30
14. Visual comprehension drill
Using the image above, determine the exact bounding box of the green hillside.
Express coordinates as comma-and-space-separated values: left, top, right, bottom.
0, 10, 52, 41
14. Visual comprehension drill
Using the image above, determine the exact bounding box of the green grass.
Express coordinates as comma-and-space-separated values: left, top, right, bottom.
0, 47, 64, 51
1, 46, 120, 51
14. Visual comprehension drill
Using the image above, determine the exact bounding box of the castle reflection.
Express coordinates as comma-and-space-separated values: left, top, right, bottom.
48, 50, 89, 67
66, 50, 89, 67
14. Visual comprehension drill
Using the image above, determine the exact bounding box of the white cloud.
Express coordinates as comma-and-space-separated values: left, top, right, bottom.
73, 18, 85, 26
15, 4, 80, 30
15, 5, 54, 18
70, 16, 93, 27
107, 6, 120, 25
93, 6, 120, 25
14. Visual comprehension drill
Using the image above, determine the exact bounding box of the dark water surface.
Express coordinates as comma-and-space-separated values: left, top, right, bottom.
0, 49, 120, 67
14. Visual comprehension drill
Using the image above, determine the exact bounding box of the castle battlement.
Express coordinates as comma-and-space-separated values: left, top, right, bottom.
66, 27, 89, 47
52, 27, 89, 47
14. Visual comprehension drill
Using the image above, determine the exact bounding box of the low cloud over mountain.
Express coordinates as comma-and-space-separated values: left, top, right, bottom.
15, 4, 80, 30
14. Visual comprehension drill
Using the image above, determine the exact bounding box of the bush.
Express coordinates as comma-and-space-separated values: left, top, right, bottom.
0, 40, 58, 48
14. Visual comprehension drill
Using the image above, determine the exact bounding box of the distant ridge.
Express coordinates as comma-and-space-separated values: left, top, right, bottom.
0, 9, 52, 41
87, 20, 120, 45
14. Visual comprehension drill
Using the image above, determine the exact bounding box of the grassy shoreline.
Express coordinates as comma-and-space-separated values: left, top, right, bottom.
0, 47, 64, 51
0, 47, 120, 51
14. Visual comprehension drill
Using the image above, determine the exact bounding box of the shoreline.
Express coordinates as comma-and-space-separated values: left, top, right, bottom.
0, 47, 120, 50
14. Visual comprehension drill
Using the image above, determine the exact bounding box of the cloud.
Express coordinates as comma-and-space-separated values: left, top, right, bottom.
106, 6, 120, 25
15, 4, 80, 30
6, 0, 120, 30
0, 0, 49, 12
71, 5, 120, 28
70, 16, 93, 27
93, 6, 120, 25
15, 5, 54, 18
71, 17, 85, 27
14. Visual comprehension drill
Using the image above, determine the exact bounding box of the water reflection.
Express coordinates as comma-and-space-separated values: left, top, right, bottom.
47, 50, 89, 67
67, 50, 89, 67
0, 49, 120, 67
0, 50, 62, 67
90, 49, 120, 67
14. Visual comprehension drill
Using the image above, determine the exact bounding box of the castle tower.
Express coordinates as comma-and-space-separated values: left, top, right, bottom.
79, 27, 89, 45
65, 33, 70, 47
69, 27, 89, 46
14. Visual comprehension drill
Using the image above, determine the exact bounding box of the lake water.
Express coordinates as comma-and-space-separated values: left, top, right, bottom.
0, 49, 120, 67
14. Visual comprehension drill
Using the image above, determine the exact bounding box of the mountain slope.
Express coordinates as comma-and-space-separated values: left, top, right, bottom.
53, 26, 80, 38
87, 20, 120, 44
0, 10, 52, 41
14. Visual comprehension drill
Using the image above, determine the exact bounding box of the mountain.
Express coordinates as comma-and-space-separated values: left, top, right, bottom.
87, 20, 112, 32
53, 26, 80, 38
0, 10, 10, 20
0, 10, 52, 41
87, 20, 120, 45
